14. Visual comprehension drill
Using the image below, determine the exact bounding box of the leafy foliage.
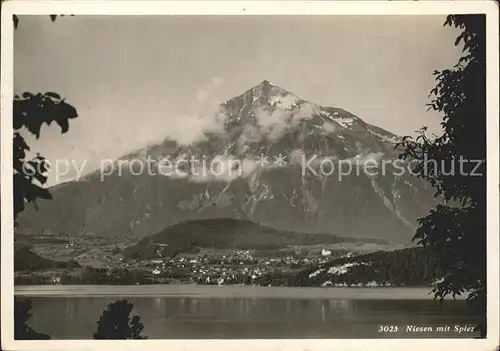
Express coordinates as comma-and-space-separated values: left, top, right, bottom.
93, 299, 147, 339
12, 14, 73, 30
397, 15, 486, 336
13, 93, 78, 220
14, 298, 50, 340
12, 14, 79, 341
13, 17, 79, 222
15, 298, 148, 340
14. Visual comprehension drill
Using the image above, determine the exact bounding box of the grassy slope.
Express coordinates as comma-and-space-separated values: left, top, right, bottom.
14, 244, 81, 272
123, 218, 388, 260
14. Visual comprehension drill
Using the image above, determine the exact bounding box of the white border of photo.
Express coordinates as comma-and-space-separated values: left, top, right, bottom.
1, 1, 499, 351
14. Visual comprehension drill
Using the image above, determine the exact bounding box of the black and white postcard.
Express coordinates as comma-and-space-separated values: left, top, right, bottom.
1, 1, 499, 351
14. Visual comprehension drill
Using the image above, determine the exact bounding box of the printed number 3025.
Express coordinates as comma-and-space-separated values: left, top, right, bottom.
378, 325, 399, 332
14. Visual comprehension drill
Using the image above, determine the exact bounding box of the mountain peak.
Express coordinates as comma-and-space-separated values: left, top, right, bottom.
221, 80, 303, 123
248, 80, 298, 103
18, 80, 429, 246
259, 79, 271, 87
252, 79, 278, 96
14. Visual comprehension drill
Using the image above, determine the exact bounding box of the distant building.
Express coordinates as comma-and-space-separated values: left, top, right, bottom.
341, 252, 353, 258
321, 248, 332, 256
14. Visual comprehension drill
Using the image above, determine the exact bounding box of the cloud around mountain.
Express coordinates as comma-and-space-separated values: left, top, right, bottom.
17, 80, 437, 244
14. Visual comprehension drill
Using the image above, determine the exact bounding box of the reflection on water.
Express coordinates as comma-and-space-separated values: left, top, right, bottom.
26, 296, 479, 339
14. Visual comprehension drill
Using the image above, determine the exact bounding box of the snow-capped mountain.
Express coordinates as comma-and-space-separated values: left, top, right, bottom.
17, 80, 437, 244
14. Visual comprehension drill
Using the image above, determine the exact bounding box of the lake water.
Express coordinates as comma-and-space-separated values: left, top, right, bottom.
15, 285, 479, 339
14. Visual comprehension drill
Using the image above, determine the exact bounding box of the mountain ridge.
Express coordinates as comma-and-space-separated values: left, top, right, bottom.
122, 217, 389, 261
17, 80, 437, 244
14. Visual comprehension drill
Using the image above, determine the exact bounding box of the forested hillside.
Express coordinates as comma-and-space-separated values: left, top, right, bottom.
292, 247, 442, 287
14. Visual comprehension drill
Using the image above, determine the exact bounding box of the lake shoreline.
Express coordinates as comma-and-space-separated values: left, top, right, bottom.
14, 284, 467, 300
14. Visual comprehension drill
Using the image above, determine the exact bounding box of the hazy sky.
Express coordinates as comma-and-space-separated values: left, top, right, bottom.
14, 15, 462, 184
